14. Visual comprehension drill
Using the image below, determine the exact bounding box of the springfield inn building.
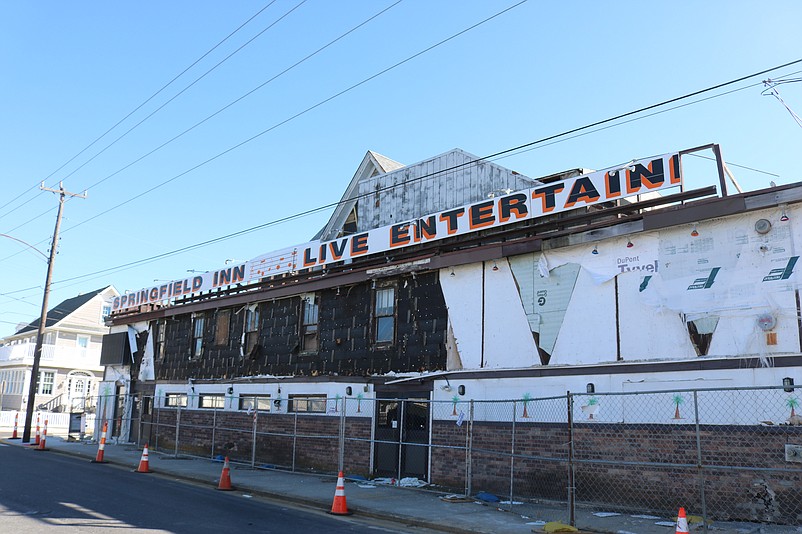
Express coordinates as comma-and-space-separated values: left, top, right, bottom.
101, 144, 802, 518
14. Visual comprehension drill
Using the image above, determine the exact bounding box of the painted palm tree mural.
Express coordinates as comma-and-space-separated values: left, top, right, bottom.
356, 393, 364, 413
521, 393, 532, 418
672, 394, 685, 420
581, 397, 599, 420
787, 397, 800, 424
452, 395, 460, 416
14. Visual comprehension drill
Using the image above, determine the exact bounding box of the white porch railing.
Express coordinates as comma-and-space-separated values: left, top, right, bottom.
0, 343, 102, 369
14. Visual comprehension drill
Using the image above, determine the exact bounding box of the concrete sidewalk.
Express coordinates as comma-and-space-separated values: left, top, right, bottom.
3, 434, 801, 534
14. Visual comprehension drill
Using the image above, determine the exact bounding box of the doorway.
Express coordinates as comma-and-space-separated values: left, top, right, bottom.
374, 391, 430, 480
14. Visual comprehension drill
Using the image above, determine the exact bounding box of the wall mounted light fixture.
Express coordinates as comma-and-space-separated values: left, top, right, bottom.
591, 245, 599, 255
690, 224, 699, 237
458, 385, 466, 396
345, 386, 352, 396
492, 261, 499, 271
783, 377, 795, 393
781, 207, 789, 222
626, 240, 634, 248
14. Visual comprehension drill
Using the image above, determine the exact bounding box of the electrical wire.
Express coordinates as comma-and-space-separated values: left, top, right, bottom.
2, 58, 801, 292
0, 1, 279, 220
0, 0, 406, 239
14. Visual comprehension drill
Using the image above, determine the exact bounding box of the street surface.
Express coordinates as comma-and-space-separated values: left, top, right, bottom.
0, 443, 434, 533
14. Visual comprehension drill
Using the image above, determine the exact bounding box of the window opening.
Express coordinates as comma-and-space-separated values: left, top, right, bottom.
215, 309, 231, 347
192, 314, 205, 358
288, 394, 326, 413
374, 287, 396, 344
300, 295, 319, 352
239, 394, 272, 411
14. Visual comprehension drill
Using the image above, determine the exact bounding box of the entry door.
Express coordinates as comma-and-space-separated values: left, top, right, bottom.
374, 393, 430, 480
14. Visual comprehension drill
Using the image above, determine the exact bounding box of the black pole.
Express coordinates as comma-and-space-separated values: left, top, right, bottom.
22, 183, 85, 443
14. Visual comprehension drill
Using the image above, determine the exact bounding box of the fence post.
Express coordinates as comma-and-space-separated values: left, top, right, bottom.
292, 405, 298, 472
251, 407, 258, 468
567, 391, 576, 527
175, 404, 181, 458
693, 390, 708, 531
211, 406, 217, 459
136, 392, 142, 447
467, 399, 474, 497
155, 399, 160, 451
339, 396, 346, 473
397, 399, 405, 481
509, 400, 517, 512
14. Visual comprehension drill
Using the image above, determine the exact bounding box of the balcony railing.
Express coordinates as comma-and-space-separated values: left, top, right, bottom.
0, 343, 102, 369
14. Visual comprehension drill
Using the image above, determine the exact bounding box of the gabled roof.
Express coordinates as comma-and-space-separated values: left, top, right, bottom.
15, 286, 111, 335
313, 151, 404, 242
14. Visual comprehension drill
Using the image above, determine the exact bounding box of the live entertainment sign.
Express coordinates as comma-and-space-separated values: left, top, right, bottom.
113, 152, 682, 311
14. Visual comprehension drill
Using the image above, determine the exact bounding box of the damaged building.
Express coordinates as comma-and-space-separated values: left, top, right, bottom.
101, 144, 802, 522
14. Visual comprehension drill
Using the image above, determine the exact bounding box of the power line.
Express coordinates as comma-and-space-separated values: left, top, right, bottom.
0, 0, 404, 241
0, 1, 279, 220
43, 58, 802, 290
55, 0, 529, 236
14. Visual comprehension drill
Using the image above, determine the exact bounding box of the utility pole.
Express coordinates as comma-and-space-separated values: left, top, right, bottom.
22, 182, 86, 443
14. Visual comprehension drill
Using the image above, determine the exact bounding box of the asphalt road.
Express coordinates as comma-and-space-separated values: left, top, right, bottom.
0, 443, 430, 533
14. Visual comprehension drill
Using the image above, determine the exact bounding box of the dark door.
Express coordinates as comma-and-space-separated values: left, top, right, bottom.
373, 393, 430, 480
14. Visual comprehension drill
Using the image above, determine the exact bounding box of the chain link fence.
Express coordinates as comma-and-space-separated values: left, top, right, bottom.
84, 385, 802, 528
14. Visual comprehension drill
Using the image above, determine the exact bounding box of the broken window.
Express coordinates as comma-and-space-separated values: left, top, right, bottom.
155, 319, 167, 360
244, 305, 260, 355
192, 313, 205, 358
300, 295, 319, 352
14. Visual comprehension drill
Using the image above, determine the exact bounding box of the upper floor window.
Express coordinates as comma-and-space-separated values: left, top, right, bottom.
192, 314, 205, 358
43, 332, 56, 345
374, 286, 396, 344
155, 319, 167, 360
101, 303, 112, 320
214, 309, 231, 347
244, 305, 260, 355
300, 295, 319, 352
77, 335, 90, 349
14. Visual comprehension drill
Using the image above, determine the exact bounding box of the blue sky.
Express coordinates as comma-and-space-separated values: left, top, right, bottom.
1, 1, 800, 337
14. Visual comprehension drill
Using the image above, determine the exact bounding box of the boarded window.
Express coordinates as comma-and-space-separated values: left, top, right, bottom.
215, 310, 231, 347
374, 287, 395, 344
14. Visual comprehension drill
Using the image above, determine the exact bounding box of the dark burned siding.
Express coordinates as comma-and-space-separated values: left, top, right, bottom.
155, 271, 447, 380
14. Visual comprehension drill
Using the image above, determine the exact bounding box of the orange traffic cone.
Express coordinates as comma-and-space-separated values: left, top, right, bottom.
328, 471, 352, 515
92, 421, 109, 463
33, 415, 41, 446
217, 456, 234, 491
9, 412, 20, 439
34, 419, 49, 451
675, 507, 689, 534
136, 443, 151, 473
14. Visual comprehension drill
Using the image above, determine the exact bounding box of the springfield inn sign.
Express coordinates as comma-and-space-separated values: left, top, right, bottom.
113, 152, 682, 312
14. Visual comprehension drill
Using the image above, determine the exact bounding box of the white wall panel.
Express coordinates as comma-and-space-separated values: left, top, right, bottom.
617, 269, 697, 360
549, 267, 618, 365
439, 265, 483, 369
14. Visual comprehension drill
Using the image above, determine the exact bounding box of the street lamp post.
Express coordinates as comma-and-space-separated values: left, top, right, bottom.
21, 182, 85, 443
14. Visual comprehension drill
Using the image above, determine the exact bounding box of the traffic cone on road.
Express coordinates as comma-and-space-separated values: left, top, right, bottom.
34, 419, 49, 451
33, 415, 41, 446
217, 456, 234, 491
328, 471, 352, 515
92, 421, 109, 463
136, 443, 151, 473
675, 507, 689, 534
9, 412, 20, 439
